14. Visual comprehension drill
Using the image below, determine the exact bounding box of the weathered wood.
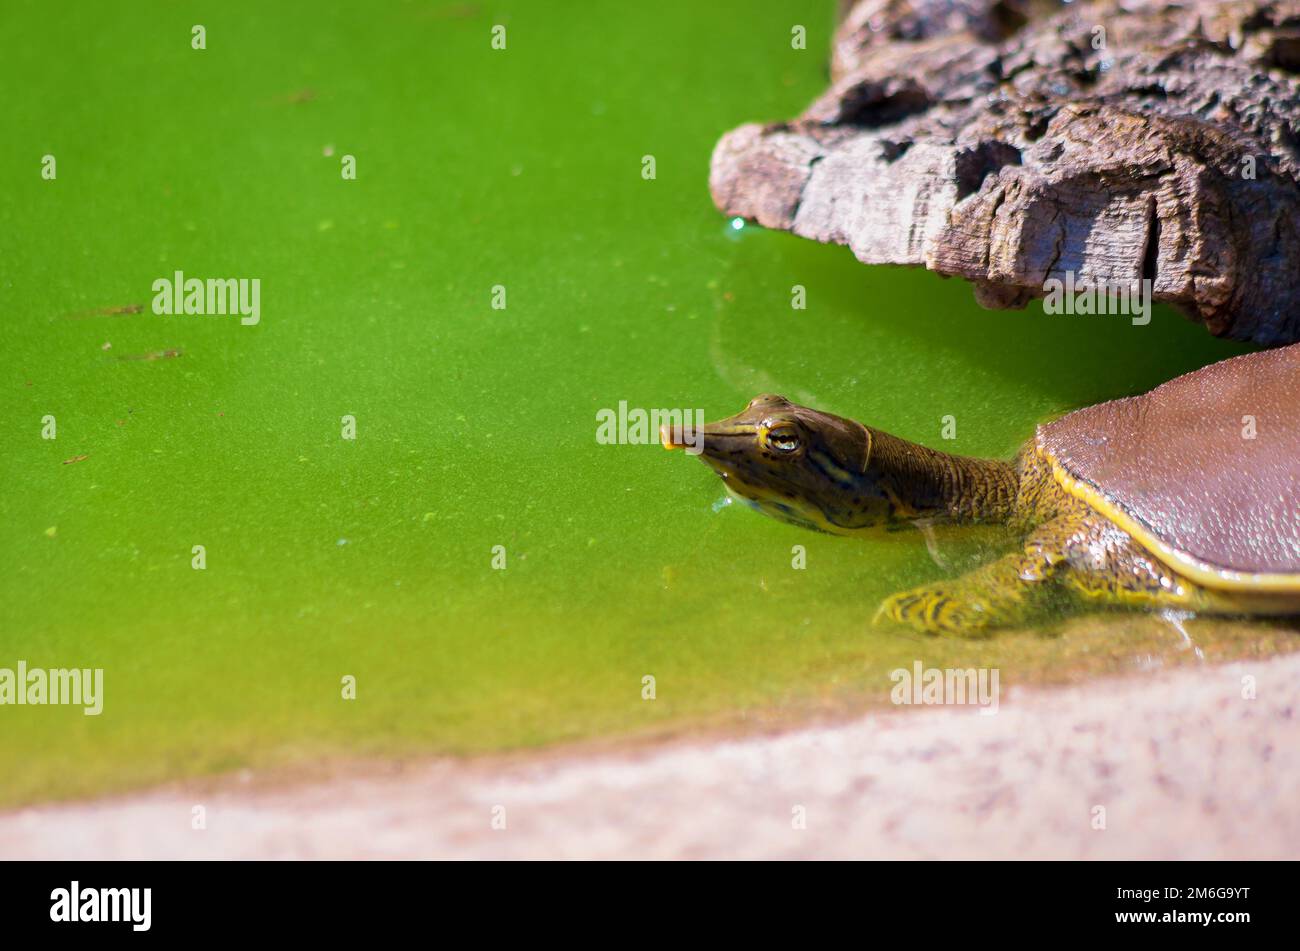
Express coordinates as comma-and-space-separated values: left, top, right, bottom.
712, 0, 1300, 344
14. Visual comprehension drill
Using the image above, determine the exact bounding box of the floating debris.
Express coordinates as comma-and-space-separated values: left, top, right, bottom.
117, 348, 182, 362
280, 88, 317, 105
63, 303, 144, 320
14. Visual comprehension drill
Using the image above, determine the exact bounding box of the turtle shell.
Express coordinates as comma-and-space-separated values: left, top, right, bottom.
1035, 344, 1300, 592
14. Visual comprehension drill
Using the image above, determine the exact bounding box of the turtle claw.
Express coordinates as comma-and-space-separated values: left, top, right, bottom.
870, 601, 890, 627
877, 584, 1000, 638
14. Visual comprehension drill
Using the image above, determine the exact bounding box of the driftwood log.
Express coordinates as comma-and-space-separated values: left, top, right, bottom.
711, 0, 1300, 345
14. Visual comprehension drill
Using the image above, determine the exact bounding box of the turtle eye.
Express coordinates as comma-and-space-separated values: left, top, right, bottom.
767, 428, 801, 453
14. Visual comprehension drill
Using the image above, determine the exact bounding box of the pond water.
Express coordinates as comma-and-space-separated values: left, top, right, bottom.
1, 0, 1288, 807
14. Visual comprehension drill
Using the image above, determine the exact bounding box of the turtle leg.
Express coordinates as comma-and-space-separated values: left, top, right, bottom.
1053, 510, 1210, 613
879, 508, 1215, 636
877, 515, 1078, 637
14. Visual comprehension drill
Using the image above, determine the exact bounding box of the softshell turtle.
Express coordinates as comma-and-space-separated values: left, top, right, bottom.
665, 345, 1300, 635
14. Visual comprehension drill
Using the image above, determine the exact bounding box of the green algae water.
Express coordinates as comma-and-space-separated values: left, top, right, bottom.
0, 0, 1289, 807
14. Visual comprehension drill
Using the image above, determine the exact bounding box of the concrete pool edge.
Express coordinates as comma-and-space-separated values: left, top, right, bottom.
2, 652, 1296, 860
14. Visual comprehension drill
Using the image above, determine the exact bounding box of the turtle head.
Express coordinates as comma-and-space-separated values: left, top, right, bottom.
663, 394, 895, 534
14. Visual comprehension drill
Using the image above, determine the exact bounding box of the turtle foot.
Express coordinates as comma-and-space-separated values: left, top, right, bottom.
877, 583, 1013, 638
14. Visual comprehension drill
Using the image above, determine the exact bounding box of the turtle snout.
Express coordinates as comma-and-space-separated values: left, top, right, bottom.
659, 423, 708, 456
659, 424, 684, 450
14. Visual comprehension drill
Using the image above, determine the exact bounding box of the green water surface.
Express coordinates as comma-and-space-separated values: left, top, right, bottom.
0, 0, 1288, 807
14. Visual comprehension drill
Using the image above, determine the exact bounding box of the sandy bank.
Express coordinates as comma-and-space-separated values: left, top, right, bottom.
2, 654, 1297, 859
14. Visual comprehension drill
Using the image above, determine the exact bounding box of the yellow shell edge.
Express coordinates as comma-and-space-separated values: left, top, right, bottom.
1040, 447, 1300, 595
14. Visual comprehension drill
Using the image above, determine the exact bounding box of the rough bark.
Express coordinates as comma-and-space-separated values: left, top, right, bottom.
711, 0, 1300, 345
